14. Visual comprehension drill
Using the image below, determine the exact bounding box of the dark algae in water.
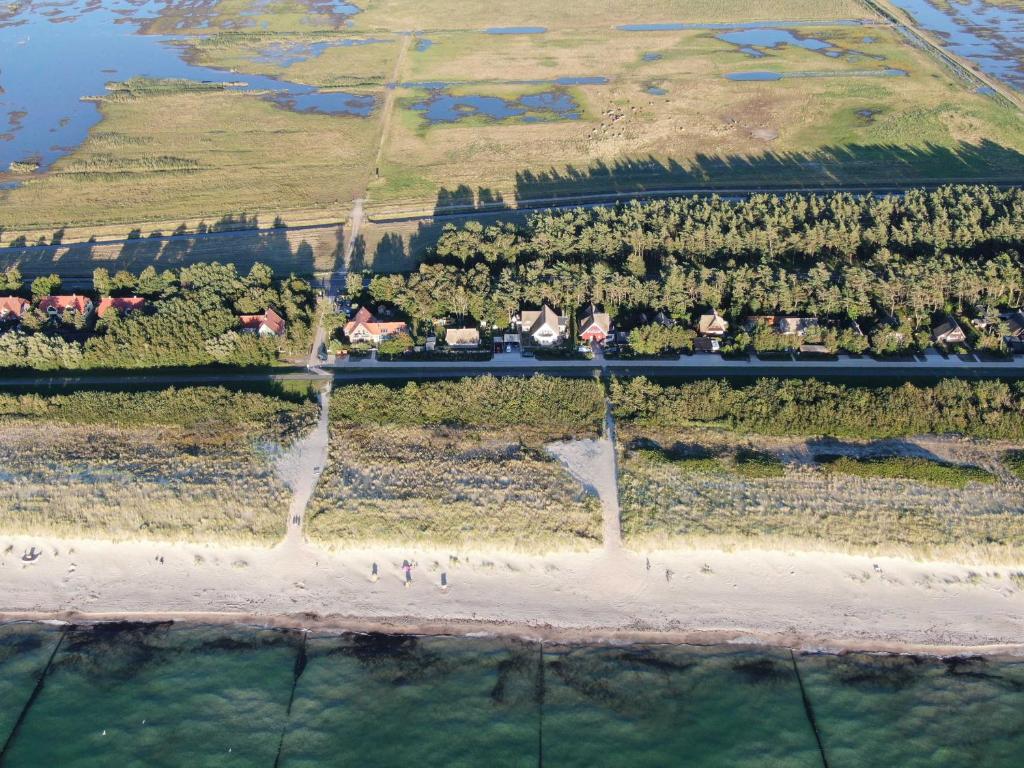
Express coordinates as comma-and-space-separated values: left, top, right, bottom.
3, 626, 1024, 767
2, 624, 301, 767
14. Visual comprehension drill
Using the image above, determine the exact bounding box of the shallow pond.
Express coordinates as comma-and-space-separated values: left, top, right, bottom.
0, 0, 372, 174
887, 0, 1024, 90
410, 90, 580, 124
718, 28, 869, 60
486, 26, 547, 35
726, 68, 906, 81
3, 624, 1024, 767
250, 37, 389, 67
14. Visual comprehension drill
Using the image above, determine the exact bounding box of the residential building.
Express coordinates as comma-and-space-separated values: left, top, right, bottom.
578, 304, 611, 343
97, 297, 146, 318
343, 306, 408, 345
239, 307, 287, 337
697, 311, 729, 337
517, 304, 567, 346
932, 315, 967, 345
39, 295, 94, 316
694, 336, 721, 353
445, 327, 481, 349
0, 296, 30, 320
776, 316, 819, 336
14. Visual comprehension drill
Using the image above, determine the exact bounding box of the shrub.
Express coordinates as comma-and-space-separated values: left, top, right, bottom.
815, 454, 996, 488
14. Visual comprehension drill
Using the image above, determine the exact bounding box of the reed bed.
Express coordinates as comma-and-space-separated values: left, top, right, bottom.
306, 425, 602, 552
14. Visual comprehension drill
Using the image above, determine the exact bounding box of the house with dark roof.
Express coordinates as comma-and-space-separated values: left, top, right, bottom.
239, 307, 287, 337
931, 315, 967, 345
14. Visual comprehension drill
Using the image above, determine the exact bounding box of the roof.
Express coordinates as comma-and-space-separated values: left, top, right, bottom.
932, 316, 965, 341
698, 312, 728, 335
799, 343, 831, 354
343, 307, 407, 338
97, 296, 146, 318
39, 295, 92, 313
694, 336, 720, 352
521, 305, 565, 336
776, 317, 818, 335
445, 327, 480, 346
0, 296, 29, 317
579, 305, 611, 335
1005, 310, 1024, 337
239, 307, 287, 336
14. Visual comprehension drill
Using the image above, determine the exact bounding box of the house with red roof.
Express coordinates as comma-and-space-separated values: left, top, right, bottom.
0, 296, 30, 321
343, 307, 408, 345
239, 307, 287, 337
578, 304, 611, 344
97, 297, 146, 319
39, 295, 94, 317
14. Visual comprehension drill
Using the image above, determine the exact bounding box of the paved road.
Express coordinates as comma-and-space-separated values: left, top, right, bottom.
3, 349, 1023, 389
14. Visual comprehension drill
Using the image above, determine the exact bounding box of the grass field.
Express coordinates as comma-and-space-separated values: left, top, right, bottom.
306, 425, 603, 551
0, 388, 318, 543
619, 429, 1024, 562
3, 0, 1023, 252
0, 89, 374, 238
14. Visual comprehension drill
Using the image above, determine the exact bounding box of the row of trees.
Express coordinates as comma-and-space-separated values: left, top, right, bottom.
611, 377, 1024, 440
0, 262, 315, 370
0, 386, 318, 441
352, 186, 1024, 352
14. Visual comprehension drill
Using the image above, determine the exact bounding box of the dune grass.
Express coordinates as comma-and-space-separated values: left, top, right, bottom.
0, 388, 318, 543
619, 430, 1024, 562
306, 425, 603, 551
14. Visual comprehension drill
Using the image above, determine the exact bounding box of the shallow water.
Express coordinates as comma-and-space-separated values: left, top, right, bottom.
726, 68, 907, 81
486, 26, 547, 35
250, 37, 389, 67
718, 28, 859, 59
0, 0, 372, 173
888, 0, 1024, 90
410, 90, 581, 124
2, 624, 1023, 767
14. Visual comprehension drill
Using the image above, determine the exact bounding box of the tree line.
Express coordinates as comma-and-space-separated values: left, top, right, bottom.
357, 186, 1024, 352
329, 375, 604, 433
611, 376, 1024, 440
0, 262, 315, 370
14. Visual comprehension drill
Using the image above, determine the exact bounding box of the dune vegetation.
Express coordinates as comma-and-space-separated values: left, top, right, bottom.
307, 376, 605, 550
0, 387, 317, 543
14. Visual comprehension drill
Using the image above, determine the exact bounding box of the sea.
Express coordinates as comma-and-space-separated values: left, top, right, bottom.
0, 622, 1022, 766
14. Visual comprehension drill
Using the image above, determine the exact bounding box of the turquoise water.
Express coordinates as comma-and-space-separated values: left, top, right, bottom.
1, 623, 1023, 767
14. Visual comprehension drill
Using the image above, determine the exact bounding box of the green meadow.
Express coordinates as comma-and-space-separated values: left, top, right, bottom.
2, 0, 1023, 256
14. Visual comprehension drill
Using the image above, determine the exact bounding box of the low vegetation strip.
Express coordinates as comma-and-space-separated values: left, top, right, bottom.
815, 454, 996, 488
306, 426, 602, 551
0, 387, 318, 542
330, 375, 604, 434
1003, 450, 1024, 481
611, 377, 1024, 439
0, 387, 317, 442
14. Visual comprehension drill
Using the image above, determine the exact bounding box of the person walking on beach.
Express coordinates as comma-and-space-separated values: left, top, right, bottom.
402, 559, 414, 588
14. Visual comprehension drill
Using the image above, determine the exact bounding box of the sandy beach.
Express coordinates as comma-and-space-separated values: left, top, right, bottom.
3, 532, 1024, 657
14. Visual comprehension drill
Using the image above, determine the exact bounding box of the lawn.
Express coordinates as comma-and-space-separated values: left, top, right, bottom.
618, 429, 1024, 562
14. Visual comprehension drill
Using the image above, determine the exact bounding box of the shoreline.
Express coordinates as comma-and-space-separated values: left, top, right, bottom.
4, 610, 1024, 661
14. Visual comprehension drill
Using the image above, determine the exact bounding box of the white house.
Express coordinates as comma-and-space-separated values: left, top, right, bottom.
517, 304, 567, 346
